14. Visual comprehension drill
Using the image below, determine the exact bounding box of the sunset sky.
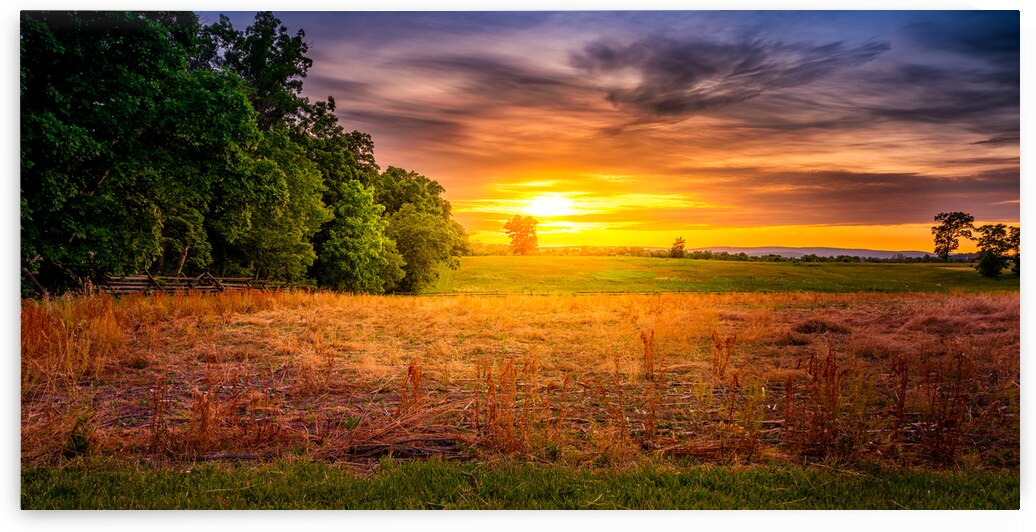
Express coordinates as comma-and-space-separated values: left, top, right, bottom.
204, 10, 1019, 251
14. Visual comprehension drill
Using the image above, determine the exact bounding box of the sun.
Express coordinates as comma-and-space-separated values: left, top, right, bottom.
523, 194, 574, 218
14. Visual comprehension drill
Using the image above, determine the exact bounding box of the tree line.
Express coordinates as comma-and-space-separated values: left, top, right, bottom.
476, 240, 946, 263
21, 11, 468, 295
931, 212, 1019, 277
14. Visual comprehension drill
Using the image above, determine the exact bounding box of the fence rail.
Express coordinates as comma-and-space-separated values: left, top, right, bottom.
95, 273, 284, 295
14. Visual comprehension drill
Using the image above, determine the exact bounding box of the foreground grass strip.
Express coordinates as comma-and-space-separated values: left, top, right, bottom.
22, 459, 1019, 510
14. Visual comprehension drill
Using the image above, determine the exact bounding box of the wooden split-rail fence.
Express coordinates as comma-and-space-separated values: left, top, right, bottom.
95, 272, 284, 296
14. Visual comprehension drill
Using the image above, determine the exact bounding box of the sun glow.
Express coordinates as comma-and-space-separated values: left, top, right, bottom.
523, 194, 575, 218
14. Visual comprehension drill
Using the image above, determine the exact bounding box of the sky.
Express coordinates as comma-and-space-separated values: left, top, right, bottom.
202, 10, 1019, 251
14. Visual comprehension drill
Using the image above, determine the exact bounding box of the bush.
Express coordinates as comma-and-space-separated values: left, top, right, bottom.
975, 250, 1007, 278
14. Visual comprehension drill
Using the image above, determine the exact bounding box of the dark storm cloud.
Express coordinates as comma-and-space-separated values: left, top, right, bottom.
864, 89, 1017, 125
562, 12, 1018, 147
570, 36, 889, 117
905, 12, 1019, 66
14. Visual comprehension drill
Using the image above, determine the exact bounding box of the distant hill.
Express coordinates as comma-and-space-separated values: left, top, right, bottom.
687, 246, 935, 259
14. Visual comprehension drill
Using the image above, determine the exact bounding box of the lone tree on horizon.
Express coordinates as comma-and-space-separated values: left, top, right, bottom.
504, 215, 538, 255
670, 237, 686, 258
931, 211, 975, 261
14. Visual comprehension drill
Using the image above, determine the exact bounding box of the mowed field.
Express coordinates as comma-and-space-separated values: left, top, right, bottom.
21, 258, 1021, 509
432, 256, 1018, 293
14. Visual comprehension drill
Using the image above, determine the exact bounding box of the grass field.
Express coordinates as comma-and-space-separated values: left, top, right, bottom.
20, 271, 1020, 509
22, 458, 1019, 510
432, 256, 1018, 294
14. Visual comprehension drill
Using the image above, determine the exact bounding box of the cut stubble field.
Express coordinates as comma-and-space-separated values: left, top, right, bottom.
21, 259, 1021, 509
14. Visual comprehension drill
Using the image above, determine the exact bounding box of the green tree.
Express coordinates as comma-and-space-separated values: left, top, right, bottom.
504, 215, 539, 255
1007, 226, 1020, 273
231, 130, 330, 280
974, 251, 1006, 278
377, 166, 468, 290
385, 204, 460, 292
670, 237, 686, 258
973, 224, 1018, 278
311, 180, 404, 292
199, 12, 313, 131
376, 166, 451, 217
293, 95, 400, 290
931, 212, 975, 261
21, 11, 259, 289
21, 10, 470, 295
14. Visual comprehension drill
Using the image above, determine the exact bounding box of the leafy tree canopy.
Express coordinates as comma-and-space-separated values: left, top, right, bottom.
973, 223, 1020, 278
21, 11, 259, 288
311, 180, 404, 292
931, 211, 975, 261
198, 12, 313, 131
385, 204, 461, 292
21, 10, 469, 295
504, 215, 539, 256
670, 237, 686, 259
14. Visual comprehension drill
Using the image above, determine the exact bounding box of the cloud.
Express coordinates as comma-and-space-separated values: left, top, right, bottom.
859, 67, 1018, 134
839, 14, 1017, 139
338, 108, 467, 148
972, 135, 1020, 145
904, 12, 1019, 67
396, 54, 584, 109
260, 11, 1019, 244
570, 36, 889, 118
667, 167, 1021, 227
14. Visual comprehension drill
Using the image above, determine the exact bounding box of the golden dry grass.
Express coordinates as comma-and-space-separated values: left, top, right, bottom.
21, 290, 1019, 469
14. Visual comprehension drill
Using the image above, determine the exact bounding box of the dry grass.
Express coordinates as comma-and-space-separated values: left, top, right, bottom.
20, 290, 1019, 469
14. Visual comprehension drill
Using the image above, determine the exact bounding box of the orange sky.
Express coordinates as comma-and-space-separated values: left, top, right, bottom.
217, 11, 1020, 252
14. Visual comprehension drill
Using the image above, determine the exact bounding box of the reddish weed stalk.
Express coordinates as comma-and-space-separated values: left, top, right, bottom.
640, 328, 655, 381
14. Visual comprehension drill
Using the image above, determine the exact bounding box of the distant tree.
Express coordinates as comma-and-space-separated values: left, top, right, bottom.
669, 237, 686, 258
931, 212, 975, 261
973, 223, 1018, 278
977, 224, 1013, 257
974, 251, 1005, 278
504, 215, 539, 255
1008, 226, 1020, 273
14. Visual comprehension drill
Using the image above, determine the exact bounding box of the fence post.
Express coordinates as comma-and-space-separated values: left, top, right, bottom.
21, 267, 49, 298
145, 270, 168, 295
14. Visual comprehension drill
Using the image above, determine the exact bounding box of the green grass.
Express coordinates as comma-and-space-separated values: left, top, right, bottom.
432, 256, 1018, 294
21, 458, 1018, 510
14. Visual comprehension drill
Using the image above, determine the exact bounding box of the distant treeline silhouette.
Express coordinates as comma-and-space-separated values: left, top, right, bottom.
467, 243, 951, 263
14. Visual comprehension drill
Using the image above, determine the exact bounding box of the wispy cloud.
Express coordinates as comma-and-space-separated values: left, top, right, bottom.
571, 36, 889, 118
246, 10, 1020, 248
